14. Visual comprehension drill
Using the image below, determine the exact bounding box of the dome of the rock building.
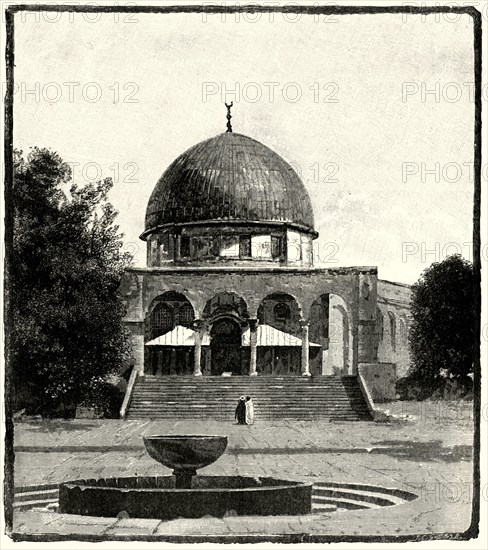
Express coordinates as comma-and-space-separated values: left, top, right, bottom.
143, 132, 315, 238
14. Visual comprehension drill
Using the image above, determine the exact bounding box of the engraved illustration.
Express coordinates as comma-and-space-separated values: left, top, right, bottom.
3, 2, 482, 545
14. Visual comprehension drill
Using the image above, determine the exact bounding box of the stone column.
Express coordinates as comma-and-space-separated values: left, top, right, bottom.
249, 319, 258, 376
300, 319, 311, 376
193, 320, 205, 376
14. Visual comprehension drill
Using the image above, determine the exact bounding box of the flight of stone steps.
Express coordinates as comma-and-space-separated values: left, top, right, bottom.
14, 481, 417, 514
311, 481, 417, 513
125, 375, 372, 421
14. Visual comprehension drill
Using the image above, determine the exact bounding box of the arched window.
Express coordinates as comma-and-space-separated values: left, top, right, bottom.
178, 302, 195, 327
362, 281, 370, 300
274, 302, 291, 322
376, 308, 384, 342
151, 303, 174, 337
400, 318, 407, 344
388, 312, 396, 352
258, 293, 299, 332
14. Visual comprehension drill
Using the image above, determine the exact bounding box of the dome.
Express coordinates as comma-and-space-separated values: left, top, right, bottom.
143, 132, 316, 239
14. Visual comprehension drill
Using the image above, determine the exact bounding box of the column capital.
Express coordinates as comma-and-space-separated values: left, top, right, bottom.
192, 319, 207, 332
248, 318, 258, 331
300, 318, 310, 328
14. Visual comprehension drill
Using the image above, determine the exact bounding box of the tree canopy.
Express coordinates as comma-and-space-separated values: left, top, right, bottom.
12, 147, 132, 415
406, 254, 475, 397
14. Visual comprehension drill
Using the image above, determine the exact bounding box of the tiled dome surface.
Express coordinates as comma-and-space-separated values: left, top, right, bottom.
145, 132, 315, 234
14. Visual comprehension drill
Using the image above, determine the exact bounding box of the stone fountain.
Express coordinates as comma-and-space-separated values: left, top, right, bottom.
143, 434, 228, 489
58, 435, 312, 520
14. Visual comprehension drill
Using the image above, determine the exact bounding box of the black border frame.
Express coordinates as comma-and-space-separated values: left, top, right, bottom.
3, 2, 483, 544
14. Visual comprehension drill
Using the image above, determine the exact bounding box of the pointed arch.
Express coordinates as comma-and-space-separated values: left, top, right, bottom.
388, 311, 397, 352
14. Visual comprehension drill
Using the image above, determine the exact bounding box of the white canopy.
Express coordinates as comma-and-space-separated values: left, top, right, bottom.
145, 325, 210, 347
146, 324, 321, 348
242, 324, 321, 347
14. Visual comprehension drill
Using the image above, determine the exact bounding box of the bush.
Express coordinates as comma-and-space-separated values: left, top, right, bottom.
81, 378, 126, 418
396, 374, 473, 401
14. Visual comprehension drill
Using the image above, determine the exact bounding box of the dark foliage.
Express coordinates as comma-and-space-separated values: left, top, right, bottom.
403, 254, 475, 399
12, 147, 132, 416
396, 375, 473, 402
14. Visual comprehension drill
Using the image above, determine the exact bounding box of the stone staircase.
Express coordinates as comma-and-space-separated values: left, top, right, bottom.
125, 375, 372, 421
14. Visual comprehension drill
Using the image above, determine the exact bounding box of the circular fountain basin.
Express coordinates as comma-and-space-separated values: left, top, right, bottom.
143, 435, 227, 472
58, 475, 313, 519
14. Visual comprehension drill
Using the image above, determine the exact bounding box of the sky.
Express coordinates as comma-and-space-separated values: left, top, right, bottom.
12, 8, 476, 283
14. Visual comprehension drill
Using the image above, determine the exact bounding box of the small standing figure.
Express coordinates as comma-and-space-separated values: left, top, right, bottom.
245, 396, 254, 425
235, 396, 247, 425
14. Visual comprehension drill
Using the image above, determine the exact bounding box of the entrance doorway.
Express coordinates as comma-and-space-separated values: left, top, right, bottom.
210, 318, 242, 375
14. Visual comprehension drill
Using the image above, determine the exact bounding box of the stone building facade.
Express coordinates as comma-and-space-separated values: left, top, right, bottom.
376, 279, 412, 379
119, 128, 411, 388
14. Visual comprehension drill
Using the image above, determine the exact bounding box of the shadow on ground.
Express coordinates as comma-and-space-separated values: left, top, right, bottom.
18, 421, 100, 433
371, 439, 472, 463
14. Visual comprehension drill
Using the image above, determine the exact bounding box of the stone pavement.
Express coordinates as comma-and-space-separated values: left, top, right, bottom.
11, 402, 476, 541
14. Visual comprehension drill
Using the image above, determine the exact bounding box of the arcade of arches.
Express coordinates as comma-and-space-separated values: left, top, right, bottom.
120, 268, 412, 382
144, 289, 352, 377
120, 266, 378, 378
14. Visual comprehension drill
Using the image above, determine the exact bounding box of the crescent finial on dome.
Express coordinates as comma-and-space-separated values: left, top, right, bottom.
225, 101, 233, 133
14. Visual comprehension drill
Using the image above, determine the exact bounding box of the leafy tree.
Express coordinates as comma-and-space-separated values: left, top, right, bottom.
12, 147, 132, 416
406, 254, 475, 397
